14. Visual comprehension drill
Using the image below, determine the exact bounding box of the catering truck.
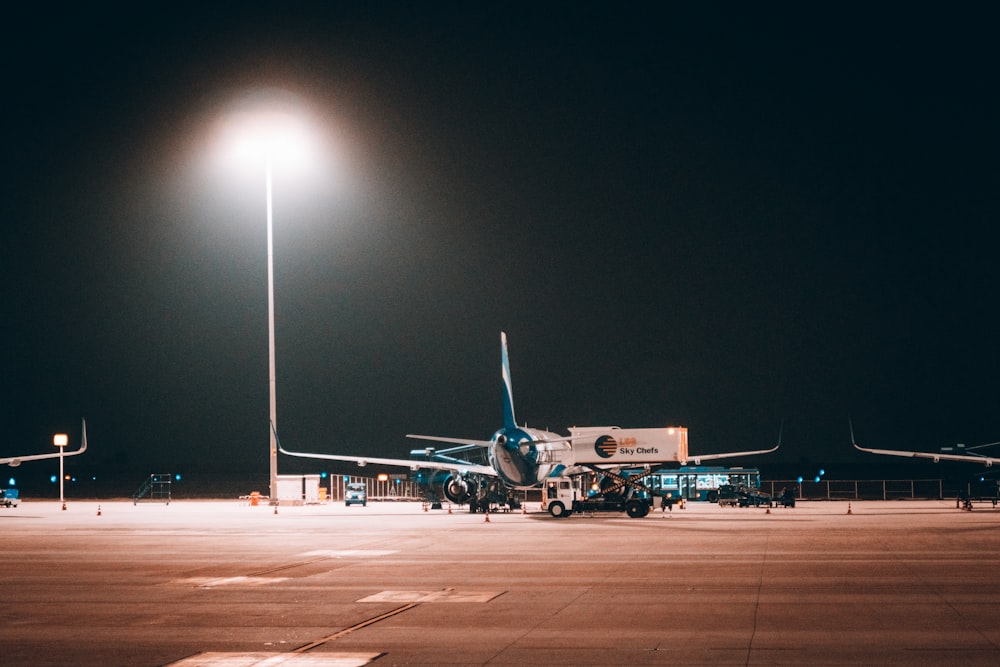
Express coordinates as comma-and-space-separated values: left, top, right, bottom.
542, 469, 660, 518
539, 426, 694, 518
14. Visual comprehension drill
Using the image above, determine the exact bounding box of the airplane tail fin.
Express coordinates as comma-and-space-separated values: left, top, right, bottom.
60, 418, 88, 457
501, 332, 516, 430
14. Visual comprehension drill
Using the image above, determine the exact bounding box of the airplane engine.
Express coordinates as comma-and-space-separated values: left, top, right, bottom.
442, 475, 471, 503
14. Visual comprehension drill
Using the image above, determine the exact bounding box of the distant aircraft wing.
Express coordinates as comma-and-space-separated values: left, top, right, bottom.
854, 443, 998, 466
682, 444, 780, 465
2, 419, 88, 467
277, 442, 497, 476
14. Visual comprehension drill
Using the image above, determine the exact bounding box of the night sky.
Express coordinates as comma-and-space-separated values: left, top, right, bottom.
3, 5, 997, 488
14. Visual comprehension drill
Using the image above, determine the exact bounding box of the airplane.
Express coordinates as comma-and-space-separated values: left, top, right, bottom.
2, 419, 89, 467
278, 332, 779, 506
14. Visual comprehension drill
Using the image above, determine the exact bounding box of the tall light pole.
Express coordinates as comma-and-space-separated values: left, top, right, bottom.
265, 156, 278, 504
212, 95, 325, 505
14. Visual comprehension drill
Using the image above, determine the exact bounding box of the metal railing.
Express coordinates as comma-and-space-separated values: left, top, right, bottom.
764, 479, 998, 502
327, 475, 423, 501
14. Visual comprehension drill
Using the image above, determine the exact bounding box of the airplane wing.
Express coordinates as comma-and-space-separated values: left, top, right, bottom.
2, 419, 89, 467
405, 434, 494, 448
277, 441, 497, 476
407, 433, 574, 448
553, 444, 780, 477
854, 443, 998, 466
678, 422, 783, 465
682, 444, 780, 465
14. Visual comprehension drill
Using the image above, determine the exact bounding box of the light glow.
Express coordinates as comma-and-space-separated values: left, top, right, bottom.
207, 89, 331, 188
218, 110, 314, 166
53, 434, 68, 447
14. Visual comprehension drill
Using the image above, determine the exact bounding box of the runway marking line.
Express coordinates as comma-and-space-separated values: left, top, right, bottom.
172, 551, 398, 587
164, 651, 382, 666
174, 576, 289, 588
358, 589, 503, 603
301, 550, 397, 558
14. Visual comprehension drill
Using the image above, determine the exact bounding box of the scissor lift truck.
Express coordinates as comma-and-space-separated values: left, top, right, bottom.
542, 467, 659, 518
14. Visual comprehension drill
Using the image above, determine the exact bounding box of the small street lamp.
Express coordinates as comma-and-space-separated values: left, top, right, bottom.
53, 432, 68, 509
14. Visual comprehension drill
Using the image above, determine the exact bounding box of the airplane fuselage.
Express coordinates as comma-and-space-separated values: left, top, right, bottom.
488, 426, 568, 488
488, 425, 690, 488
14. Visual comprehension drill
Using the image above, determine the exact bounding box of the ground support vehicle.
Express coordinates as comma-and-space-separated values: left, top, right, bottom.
717, 483, 773, 507
716, 484, 741, 507
542, 467, 659, 518
956, 489, 999, 511
466, 478, 521, 513
740, 487, 772, 507
469, 494, 521, 513
1, 488, 20, 508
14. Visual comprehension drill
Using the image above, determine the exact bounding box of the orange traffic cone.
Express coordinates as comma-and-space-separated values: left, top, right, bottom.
847, 502, 853, 515
97, 505, 102, 516
484, 511, 490, 523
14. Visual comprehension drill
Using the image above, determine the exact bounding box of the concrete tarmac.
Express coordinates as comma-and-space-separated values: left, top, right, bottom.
2, 498, 999, 666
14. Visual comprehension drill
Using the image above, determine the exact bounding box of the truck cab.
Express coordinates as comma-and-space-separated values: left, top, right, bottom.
543, 478, 578, 517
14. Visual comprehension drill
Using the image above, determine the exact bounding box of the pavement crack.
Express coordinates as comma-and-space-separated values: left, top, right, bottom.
746, 534, 770, 666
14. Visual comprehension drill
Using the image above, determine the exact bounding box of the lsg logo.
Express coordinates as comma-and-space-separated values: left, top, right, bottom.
593, 435, 637, 458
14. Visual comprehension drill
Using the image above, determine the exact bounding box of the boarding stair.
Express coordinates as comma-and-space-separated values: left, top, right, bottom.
133, 473, 172, 504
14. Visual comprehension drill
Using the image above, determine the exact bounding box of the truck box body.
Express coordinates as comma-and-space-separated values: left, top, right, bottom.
568, 426, 688, 465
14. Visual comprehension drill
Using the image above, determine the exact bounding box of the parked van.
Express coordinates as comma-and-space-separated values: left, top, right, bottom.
345, 482, 367, 507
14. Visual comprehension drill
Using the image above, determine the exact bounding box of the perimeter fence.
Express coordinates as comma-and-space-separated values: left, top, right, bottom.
764, 478, 998, 502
